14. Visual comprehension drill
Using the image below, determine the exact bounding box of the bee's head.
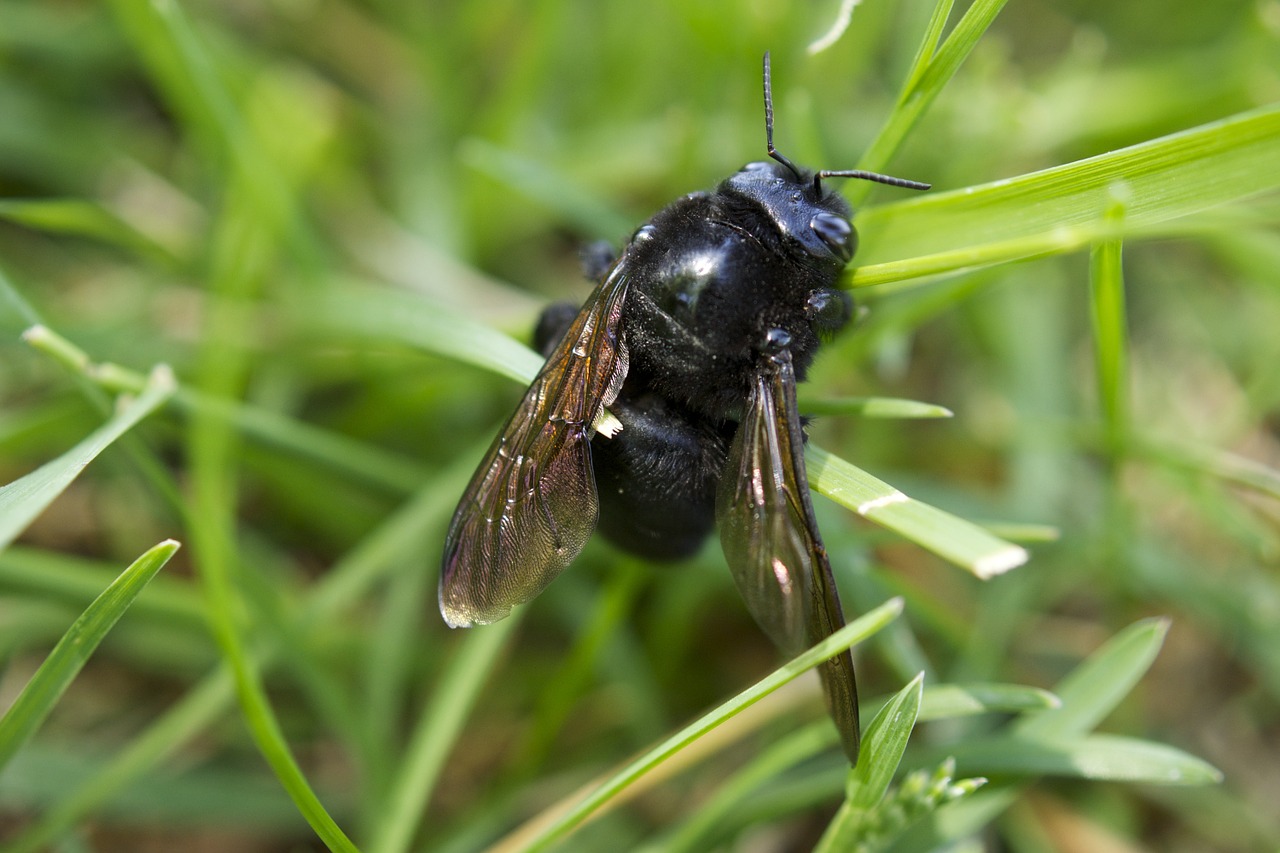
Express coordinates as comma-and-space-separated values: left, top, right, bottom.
726, 52, 929, 266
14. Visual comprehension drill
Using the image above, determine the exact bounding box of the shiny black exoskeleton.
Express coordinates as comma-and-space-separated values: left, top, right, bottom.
440, 54, 928, 764
535, 161, 857, 561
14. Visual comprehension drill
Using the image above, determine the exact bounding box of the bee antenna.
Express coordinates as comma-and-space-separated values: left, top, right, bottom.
814, 170, 932, 195
762, 52, 803, 182
764, 53, 931, 197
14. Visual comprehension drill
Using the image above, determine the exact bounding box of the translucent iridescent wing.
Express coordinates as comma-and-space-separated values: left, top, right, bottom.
439, 268, 630, 628
716, 336, 860, 764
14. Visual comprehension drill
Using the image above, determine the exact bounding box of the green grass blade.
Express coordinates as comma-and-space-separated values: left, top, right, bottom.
798, 395, 954, 419
105, 0, 314, 261
0, 198, 177, 267
806, 444, 1028, 578
310, 285, 544, 386
3, 475, 460, 853
654, 723, 835, 853
2, 667, 237, 853
0, 361, 174, 551
1134, 435, 1280, 502
0, 547, 204, 626
917, 682, 1060, 721
846, 673, 925, 810
1089, 199, 1130, 447
851, 0, 1007, 204
1015, 617, 1169, 740
458, 138, 634, 240
369, 616, 522, 853
0, 540, 180, 773
938, 734, 1222, 785
815, 673, 925, 852
853, 104, 1280, 276
25, 322, 425, 496
495, 597, 904, 853
899, 0, 954, 94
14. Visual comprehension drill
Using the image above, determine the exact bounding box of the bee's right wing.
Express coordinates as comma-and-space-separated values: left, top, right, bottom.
439, 268, 631, 628
716, 335, 861, 764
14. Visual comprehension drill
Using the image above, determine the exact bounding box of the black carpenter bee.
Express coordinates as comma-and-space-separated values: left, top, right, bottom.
440, 54, 928, 764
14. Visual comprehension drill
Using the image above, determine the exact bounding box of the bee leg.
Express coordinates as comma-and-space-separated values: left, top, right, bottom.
580, 240, 618, 282
533, 301, 582, 357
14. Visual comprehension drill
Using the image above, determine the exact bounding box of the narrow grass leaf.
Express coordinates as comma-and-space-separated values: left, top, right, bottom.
654, 723, 835, 853
106, 0, 311, 260
938, 734, 1222, 785
0, 198, 176, 266
1015, 617, 1169, 740
494, 598, 904, 853
0, 540, 180, 773
917, 683, 1060, 721
3, 475, 461, 853
0, 547, 204, 626
799, 395, 953, 419
854, 104, 1280, 272
309, 285, 544, 386
369, 616, 521, 853
847, 673, 925, 809
0, 363, 174, 551
806, 444, 1029, 578
1089, 196, 1131, 446
815, 673, 925, 852
978, 522, 1061, 543
459, 138, 634, 240
1134, 435, 1280, 502
851, 0, 1007, 205
899, 0, 954, 95
27, 323, 427, 497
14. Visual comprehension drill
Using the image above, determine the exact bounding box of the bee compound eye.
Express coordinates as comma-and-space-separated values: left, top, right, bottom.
810, 212, 856, 262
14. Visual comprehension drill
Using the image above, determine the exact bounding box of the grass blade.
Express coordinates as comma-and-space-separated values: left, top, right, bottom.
853, 104, 1280, 275
1089, 199, 1131, 448
0, 540, 180, 773
806, 444, 1028, 578
1015, 617, 1169, 740
815, 673, 925, 852
917, 682, 1060, 721
309, 284, 544, 386
936, 734, 1222, 785
492, 597, 904, 853
851, 0, 1008, 204
653, 723, 835, 853
369, 616, 522, 853
0, 359, 174, 551
0, 198, 177, 267
798, 395, 953, 419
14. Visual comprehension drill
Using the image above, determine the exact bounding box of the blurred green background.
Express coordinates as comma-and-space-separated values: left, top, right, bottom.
1, 0, 1278, 850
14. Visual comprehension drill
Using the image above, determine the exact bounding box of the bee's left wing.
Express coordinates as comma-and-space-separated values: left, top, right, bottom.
716, 332, 860, 764
439, 267, 630, 628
